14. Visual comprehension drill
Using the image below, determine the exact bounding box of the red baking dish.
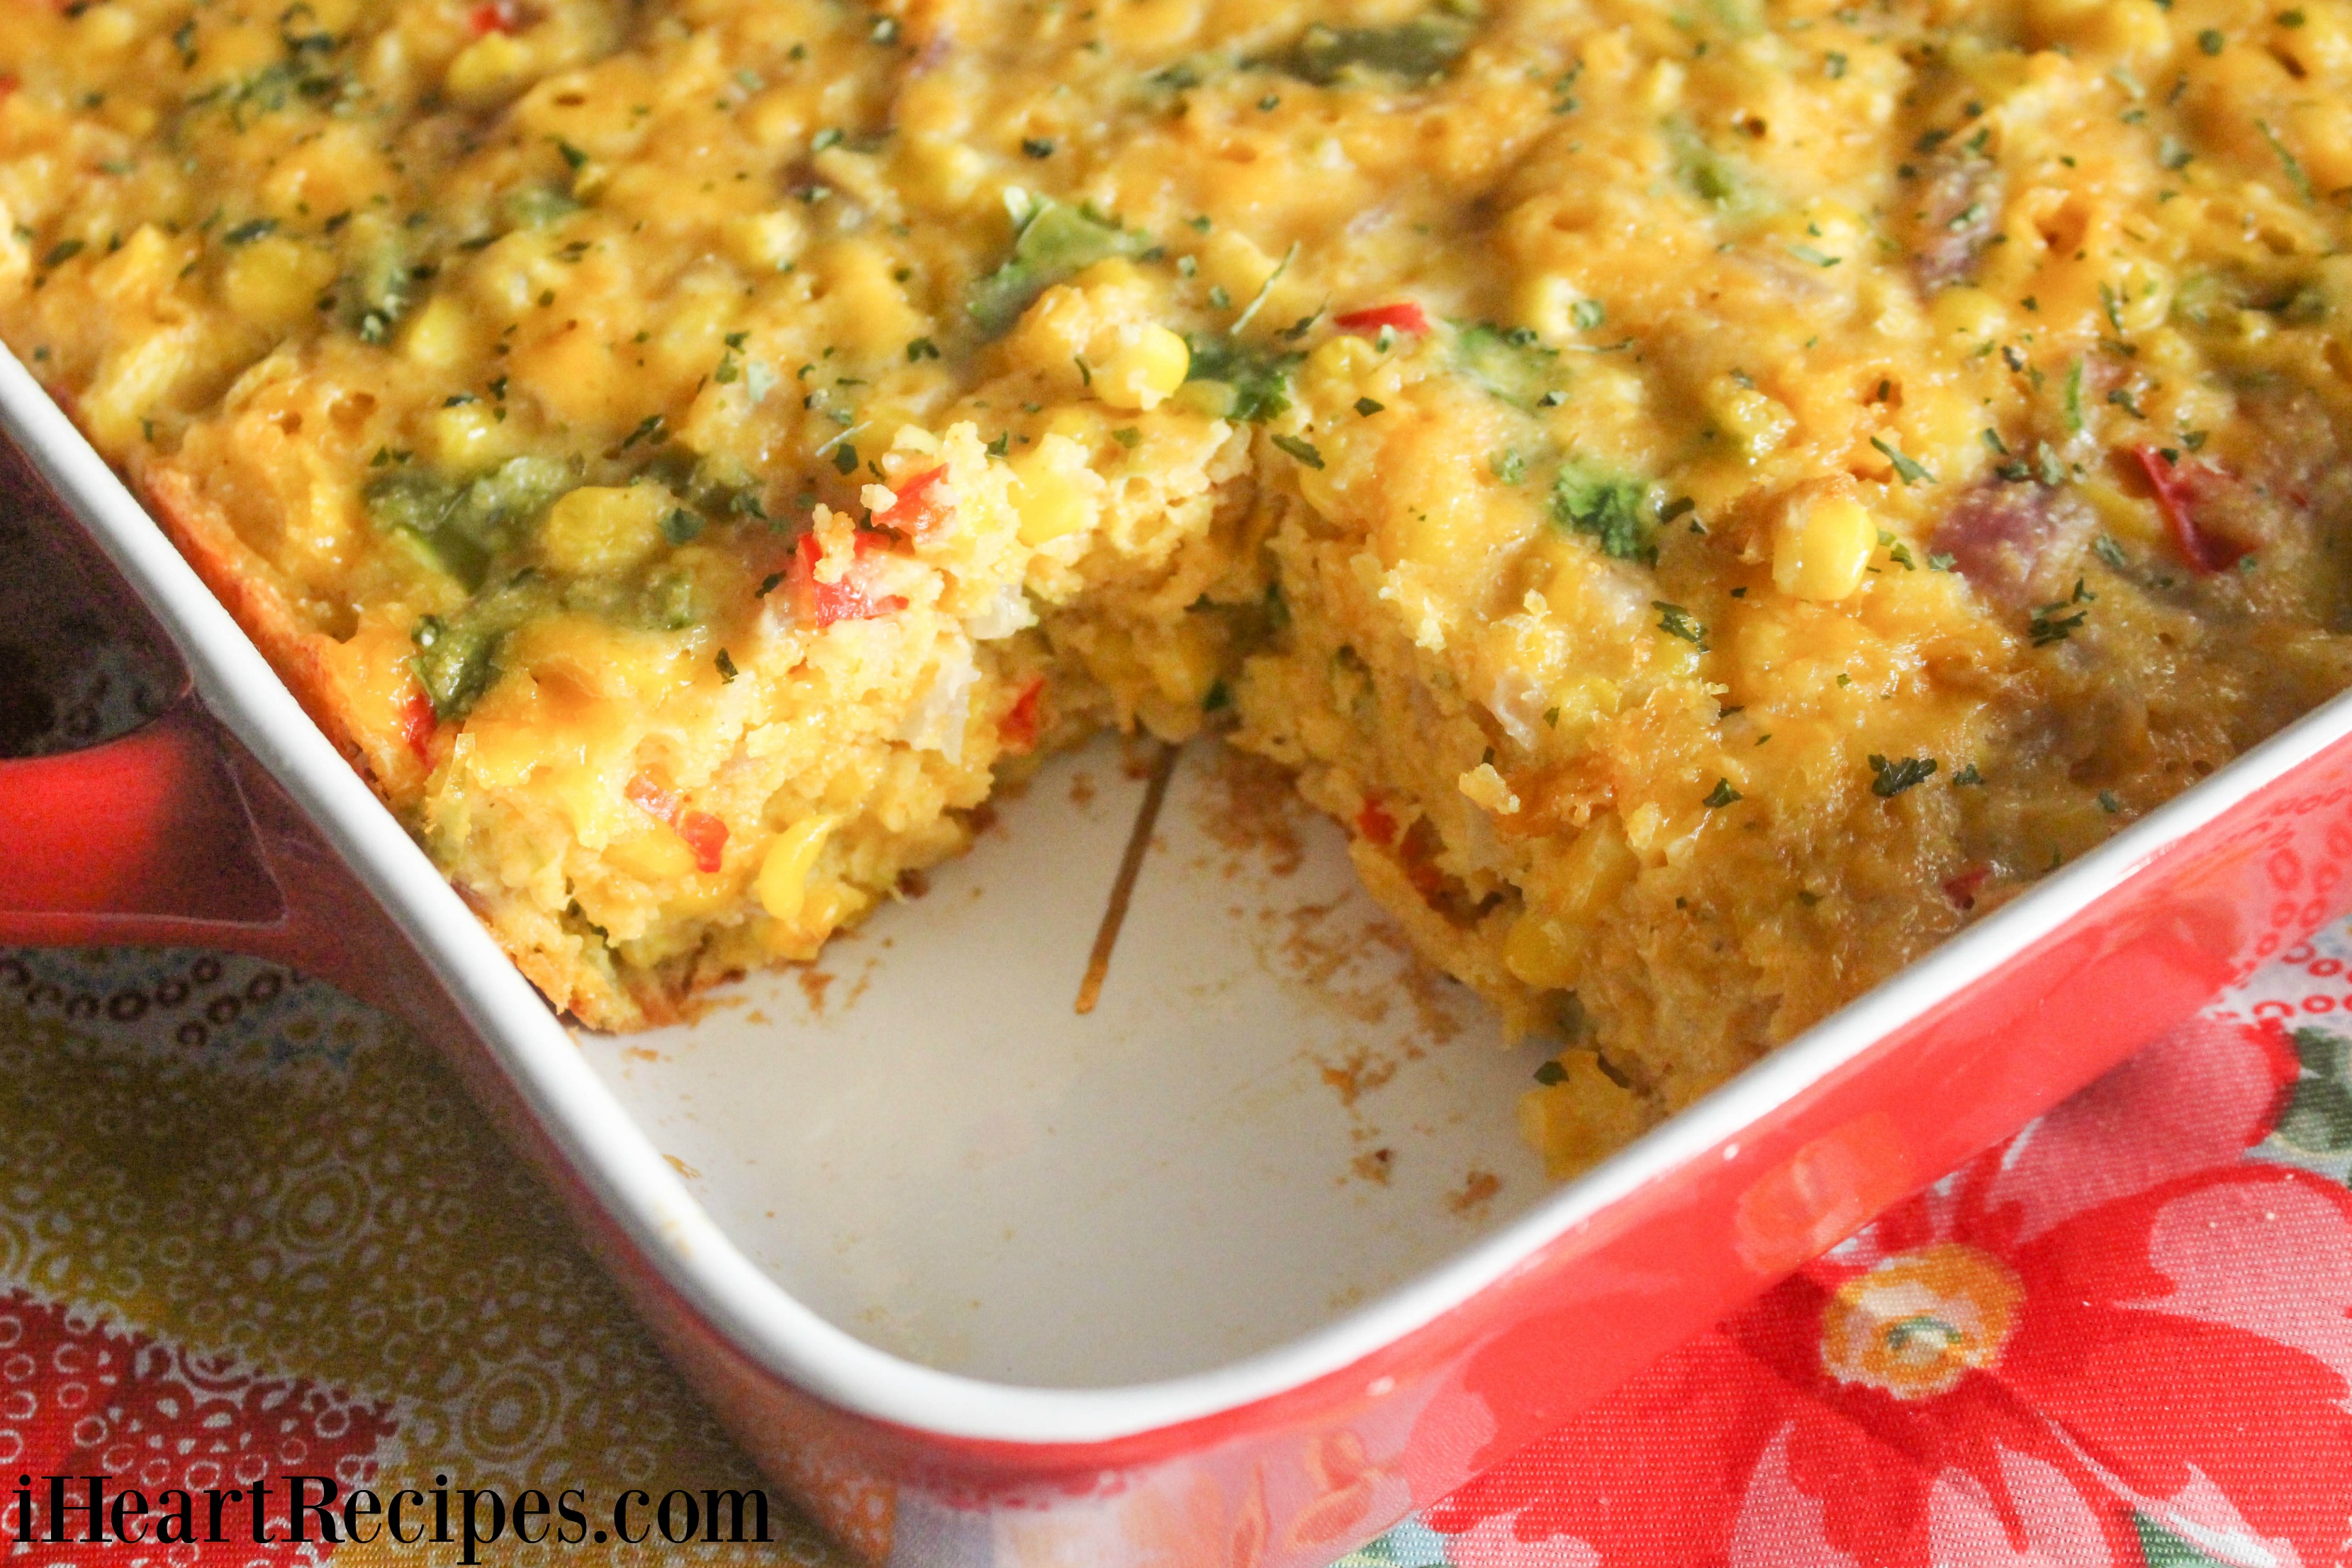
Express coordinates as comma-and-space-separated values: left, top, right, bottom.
3, 338, 2347, 1566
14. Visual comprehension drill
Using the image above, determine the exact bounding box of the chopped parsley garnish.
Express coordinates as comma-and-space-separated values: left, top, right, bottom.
906, 336, 940, 362
1021, 138, 1055, 159
1183, 335, 1303, 422
1869, 754, 1938, 797
1454, 321, 1560, 410
2063, 359, 2085, 432
1270, 433, 1325, 469
1111, 426, 1142, 449
1550, 464, 1652, 562
1353, 396, 1385, 417
2098, 788, 2122, 813
833, 443, 861, 474
1869, 435, 1934, 486
2255, 118, 2315, 203
1533, 1059, 1569, 1085
39, 239, 83, 269
1491, 449, 1527, 485
222, 217, 278, 245
1570, 298, 1606, 331
715, 648, 739, 682
1654, 601, 1708, 647
1703, 778, 1742, 808
2029, 600, 2088, 646
756, 571, 784, 597
662, 508, 704, 545
2197, 27, 2224, 52
2093, 534, 2128, 569
1951, 762, 1983, 787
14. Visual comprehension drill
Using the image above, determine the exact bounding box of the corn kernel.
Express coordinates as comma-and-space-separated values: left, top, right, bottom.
1705, 375, 1795, 460
425, 400, 515, 471
756, 815, 836, 922
1009, 440, 1097, 545
1503, 909, 1580, 990
724, 209, 805, 274
401, 293, 476, 371
444, 32, 537, 108
1930, 286, 2007, 344
539, 486, 672, 576
1091, 324, 1189, 411
220, 237, 332, 332
1773, 491, 1876, 603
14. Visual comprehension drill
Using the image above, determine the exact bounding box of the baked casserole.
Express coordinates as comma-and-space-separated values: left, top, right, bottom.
4, 0, 2350, 1173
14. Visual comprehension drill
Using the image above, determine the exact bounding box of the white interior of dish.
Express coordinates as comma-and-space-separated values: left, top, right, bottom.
576, 737, 1555, 1387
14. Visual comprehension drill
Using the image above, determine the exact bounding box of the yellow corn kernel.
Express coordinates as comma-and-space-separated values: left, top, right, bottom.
1773, 492, 1876, 603
401, 294, 476, 372
425, 400, 514, 470
2107, 257, 2173, 336
756, 815, 836, 922
1930, 286, 2007, 344
1503, 909, 1580, 990
444, 32, 537, 108
724, 209, 805, 274
1008, 442, 1097, 545
1518, 1051, 1650, 1179
539, 486, 673, 576
1091, 324, 1189, 411
220, 237, 333, 332
1704, 375, 1794, 460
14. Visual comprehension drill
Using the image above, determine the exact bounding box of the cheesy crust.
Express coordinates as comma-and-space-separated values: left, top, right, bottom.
6, 0, 2352, 1170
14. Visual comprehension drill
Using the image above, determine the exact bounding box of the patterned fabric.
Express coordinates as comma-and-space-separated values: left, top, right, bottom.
8, 924, 2352, 1567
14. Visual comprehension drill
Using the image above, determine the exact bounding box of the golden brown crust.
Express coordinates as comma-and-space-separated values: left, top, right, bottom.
138, 461, 666, 1033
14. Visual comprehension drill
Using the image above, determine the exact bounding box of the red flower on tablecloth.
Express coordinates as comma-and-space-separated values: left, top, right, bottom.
1426, 1017, 2352, 1568
0, 1287, 398, 1560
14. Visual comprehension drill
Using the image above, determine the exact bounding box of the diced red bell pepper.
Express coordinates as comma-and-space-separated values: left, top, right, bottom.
676, 810, 729, 874
1943, 864, 1991, 910
397, 685, 438, 767
873, 466, 951, 538
1333, 302, 1431, 338
793, 532, 907, 629
999, 677, 1046, 752
466, 1, 517, 35
2132, 444, 2247, 575
627, 774, 729, 873
1355, 797, 1398, 846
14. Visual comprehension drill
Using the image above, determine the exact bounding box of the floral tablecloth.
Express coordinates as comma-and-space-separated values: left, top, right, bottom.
4, 924, 2349, 1567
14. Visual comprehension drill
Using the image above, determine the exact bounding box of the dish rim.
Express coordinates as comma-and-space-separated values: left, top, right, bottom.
6, 340, 2336, 1447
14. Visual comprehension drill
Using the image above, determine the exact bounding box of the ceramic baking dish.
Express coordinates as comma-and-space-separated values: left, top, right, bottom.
4, 335, 2350, 1567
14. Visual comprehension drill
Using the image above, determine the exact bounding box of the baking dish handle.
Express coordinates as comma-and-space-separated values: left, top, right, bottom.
0, 695, 432, 1017
0, 700, 284, 942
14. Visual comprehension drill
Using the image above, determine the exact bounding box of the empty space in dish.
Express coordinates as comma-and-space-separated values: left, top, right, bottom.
575, 735, 1555, 1387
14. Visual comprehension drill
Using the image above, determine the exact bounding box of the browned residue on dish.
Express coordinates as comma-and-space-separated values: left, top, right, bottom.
1194, 746, 1305, 878
663, 1153, 702, 1181
622, 1046, 662, 1063
798, 966, 835, 1016
896, 868, 931, 900
1352, 1147, 1396, 1185
1447, 1167, 1501, 1215
1068, 770, 1097, 808
1318, 1046, 1400, 1109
